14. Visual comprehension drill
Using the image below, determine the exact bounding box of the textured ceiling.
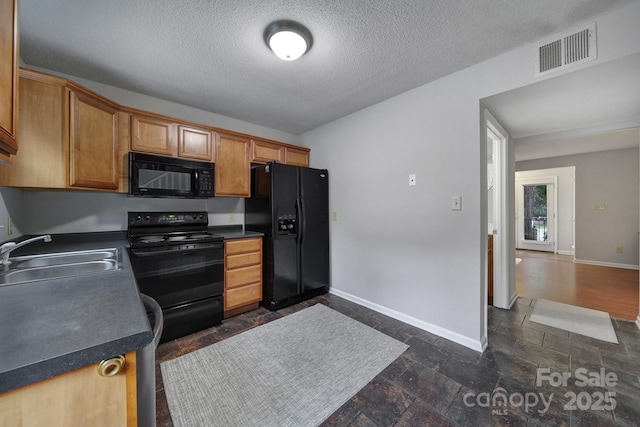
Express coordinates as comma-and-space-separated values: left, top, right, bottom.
19, 0, 640, 135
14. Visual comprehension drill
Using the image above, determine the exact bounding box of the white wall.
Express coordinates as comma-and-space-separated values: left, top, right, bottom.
21, 191, 244, 234
301, 2, 640, 350
515, 167, 575, 255
0, 187, 24, 241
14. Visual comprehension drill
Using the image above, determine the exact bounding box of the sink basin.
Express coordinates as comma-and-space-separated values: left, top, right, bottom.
1, 261, 118, 285
10, 250, 118, 269
0, 248, 122, 286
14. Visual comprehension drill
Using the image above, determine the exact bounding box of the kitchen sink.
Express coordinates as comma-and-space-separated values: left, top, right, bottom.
0, 248, 122, 286
10, 250, 118, 269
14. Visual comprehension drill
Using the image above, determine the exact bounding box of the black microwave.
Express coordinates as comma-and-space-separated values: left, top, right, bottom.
128, 152, 214, 198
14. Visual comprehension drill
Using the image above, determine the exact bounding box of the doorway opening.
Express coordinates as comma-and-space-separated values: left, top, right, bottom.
516, 176, 556, 253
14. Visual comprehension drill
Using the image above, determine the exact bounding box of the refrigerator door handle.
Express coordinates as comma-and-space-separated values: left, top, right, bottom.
296, 197, 304, 244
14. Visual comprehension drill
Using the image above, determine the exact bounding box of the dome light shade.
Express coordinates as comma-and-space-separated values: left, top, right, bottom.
264, 21, 313, 61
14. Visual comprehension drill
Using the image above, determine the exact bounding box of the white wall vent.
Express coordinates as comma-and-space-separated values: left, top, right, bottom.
534, 22, 597, 77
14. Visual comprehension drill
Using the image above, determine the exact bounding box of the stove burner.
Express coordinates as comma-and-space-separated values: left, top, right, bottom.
188, 233, 212, 239
139, 236, 166, 243
167, 235, 188, 241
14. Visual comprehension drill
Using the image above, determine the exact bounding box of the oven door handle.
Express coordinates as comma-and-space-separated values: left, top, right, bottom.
130, 245, 223, 256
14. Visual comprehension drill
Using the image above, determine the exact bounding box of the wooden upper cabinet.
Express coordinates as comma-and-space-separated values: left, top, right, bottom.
68, 88, 119, 190
130, 114, 177, 157
178, 125, 216, 161
285, 146, 310, 167
215, 133, 251, 197
0, 70, 121, 192
0, 0, 20, 158
251, 139, 284, 164
0, 71, 66, 188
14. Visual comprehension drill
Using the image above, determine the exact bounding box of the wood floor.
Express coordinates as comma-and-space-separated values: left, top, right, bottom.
515, 249, 639, 320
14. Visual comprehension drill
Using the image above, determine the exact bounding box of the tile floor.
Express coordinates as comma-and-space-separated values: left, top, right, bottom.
155, 294, 640, 426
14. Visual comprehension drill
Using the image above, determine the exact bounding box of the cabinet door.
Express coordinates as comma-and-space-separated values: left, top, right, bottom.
130, 114, 176, 156
0, 352, 137, 427
285, 146, 310, 167
0, 0, 19, 156
251, 139, 284, 164
0, 72, 66, 188
69, 90, 119, 190
178, 125, 215, 161
215, 133, 251, 197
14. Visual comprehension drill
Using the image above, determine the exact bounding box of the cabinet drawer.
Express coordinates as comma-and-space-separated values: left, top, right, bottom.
226, 265, 261, 289
225, 238, 261, 255
226, 251, 261, 270
225, 283, 262, 310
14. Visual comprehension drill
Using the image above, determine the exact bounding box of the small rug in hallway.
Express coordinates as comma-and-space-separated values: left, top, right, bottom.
161, 304, 409, 427
530, 299, 618, 344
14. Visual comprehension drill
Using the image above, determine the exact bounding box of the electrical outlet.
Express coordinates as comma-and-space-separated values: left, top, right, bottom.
7, 217, 12, 235
615, 246, 623, 253
229, 213, 236, 223
593, 203, 606, 210
332, 211, 338, 221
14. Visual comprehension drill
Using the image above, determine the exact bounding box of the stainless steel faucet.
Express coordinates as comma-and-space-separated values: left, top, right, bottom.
0, 235, 52, 267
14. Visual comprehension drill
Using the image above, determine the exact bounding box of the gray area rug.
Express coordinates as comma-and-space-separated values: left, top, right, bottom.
530, 299, 618, 344
161, 303, 409, 427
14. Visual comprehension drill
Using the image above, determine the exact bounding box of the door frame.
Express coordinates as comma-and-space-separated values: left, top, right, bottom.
485, 110, 510, 309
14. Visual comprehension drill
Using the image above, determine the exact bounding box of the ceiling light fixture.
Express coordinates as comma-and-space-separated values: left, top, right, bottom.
264, 20, 313, 61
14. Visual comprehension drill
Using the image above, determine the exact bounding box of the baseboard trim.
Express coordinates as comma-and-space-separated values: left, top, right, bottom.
329, 288, 485, 353
557, 250, 575, 256
574, 259, 639, 270
508, 293, 519, 309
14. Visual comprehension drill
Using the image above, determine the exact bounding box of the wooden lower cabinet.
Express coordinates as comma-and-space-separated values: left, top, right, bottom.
0, 351, 137, 427
224, 238, 262, 317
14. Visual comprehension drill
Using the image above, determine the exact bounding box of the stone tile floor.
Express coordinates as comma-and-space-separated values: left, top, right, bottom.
155, 294, 640, 426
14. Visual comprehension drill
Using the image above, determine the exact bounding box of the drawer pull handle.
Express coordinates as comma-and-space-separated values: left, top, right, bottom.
97, 355, 126, 377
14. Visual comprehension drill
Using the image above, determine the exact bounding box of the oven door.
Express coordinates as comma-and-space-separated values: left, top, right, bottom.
128, 243, 224, 309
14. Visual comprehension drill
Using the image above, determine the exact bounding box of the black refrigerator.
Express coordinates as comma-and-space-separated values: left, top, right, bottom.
245, 162, 329, 310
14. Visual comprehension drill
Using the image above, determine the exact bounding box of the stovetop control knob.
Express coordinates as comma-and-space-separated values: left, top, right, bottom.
135, 214, 142, 221
144, 214, 150, 221
199, 214, 205, 220
192, 214, 198, 220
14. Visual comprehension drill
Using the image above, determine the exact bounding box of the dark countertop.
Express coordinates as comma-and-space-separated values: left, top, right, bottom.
0, 232, 153, 394
209, 225, 264, 240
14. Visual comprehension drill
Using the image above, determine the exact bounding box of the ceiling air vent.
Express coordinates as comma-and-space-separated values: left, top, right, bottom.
534, 23, 597, 77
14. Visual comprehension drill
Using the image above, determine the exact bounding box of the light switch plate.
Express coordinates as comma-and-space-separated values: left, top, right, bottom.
451, 196, 462, 211
409, 174, 416, 186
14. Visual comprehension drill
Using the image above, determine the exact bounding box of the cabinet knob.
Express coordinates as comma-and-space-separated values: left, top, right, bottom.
97, 355, 126, 377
